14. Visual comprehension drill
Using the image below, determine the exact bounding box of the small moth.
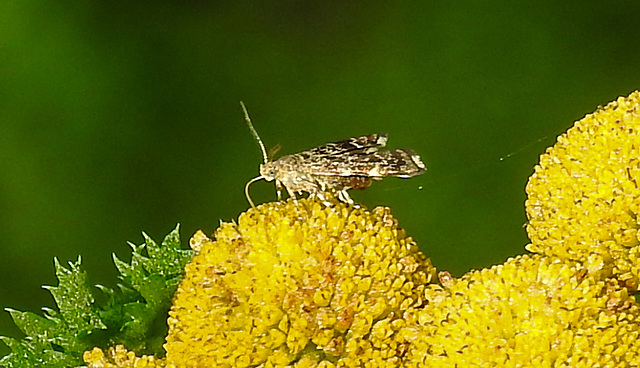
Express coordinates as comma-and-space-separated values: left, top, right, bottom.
240, 102, 426, 207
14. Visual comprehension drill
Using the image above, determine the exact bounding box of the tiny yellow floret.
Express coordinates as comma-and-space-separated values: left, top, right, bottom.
83, 345, 167, 367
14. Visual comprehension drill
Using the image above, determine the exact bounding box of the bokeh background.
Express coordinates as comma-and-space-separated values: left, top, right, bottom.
2, 1, 640, 355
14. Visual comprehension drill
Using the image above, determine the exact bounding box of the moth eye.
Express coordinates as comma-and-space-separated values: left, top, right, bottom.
260, 163, 278, 179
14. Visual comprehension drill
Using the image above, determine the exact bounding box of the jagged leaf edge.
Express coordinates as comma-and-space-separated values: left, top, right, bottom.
97, 224, 192, 356
1, 224, 193, 365
0, 257, 101, 367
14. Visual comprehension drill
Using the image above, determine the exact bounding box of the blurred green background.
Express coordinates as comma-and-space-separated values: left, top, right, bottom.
2, 1, 640, 355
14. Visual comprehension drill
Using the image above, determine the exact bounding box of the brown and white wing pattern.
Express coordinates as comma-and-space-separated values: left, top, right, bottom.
301, 134, 425, 178
302, 133, 388, 157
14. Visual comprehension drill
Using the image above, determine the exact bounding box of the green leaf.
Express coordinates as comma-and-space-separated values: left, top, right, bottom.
5, 310, 56, 342
1, 224, 193, 366
0, 336, 78, 368
1, 258, 100, 367
100, 224, 192, 355
44, 257, 106, 333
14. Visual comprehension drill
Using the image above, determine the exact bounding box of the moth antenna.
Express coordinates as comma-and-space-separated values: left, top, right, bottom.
244, 175, 265, 208
240, 101, 269, 164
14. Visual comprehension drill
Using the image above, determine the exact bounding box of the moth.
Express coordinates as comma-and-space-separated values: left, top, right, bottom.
240, 102, 426, 207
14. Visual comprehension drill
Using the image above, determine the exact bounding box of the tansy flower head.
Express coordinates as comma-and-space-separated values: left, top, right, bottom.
164, 198, 437, 367
404, 254, 640, 367
525, 91, 640, 285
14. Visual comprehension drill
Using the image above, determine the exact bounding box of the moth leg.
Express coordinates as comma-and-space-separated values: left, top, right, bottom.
275, 181, 284, 201
317, 180, 328, 192
313, 190, 335, 207
285, 186, 298, 201
337, 190, 354, 205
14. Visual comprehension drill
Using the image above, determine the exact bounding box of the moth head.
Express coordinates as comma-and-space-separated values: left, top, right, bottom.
259, 162, 277, 182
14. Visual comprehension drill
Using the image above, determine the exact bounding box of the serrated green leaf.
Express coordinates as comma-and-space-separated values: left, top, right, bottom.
99, 225, 192, 356
5, 309, 56, 342
136, 225, 191, 279
44, 258, 105, 332
112, 252, 142, 290
1, 257, 110, 367
142, 224, 191, 277
0, 337, 78, 368
2, 224, 193, 364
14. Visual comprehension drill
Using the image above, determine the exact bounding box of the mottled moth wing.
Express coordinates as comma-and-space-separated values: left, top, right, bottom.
303, 134, 426, 177
352, 149, 426, 177
302, 133, 388, 156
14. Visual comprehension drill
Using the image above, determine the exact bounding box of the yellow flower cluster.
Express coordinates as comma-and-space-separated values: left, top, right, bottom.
526, 91, 640, 285
84, 345, 166, 367
163, 198, 437, 367
84, 91, 640, 367
404, 254, 640, 367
